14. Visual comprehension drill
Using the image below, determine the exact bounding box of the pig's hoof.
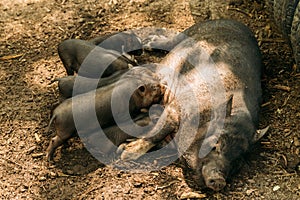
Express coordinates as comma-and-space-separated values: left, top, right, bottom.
120, 139, 155, 161
45, 147, 55, 162
45, 152, 53, 162
116, 143, 127, 155
143, 35, 168, 51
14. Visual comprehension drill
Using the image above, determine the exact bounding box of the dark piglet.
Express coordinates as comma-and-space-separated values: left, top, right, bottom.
84, 106, 163, 159
58, 39, 137, 77
54, 69, 128, 98
89, 31, 143, 56
46, 67, 163, 161
120, 19, 268, 191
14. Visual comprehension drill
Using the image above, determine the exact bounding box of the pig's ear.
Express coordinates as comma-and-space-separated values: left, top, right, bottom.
253, 126, 270, 142
137, 85, 147, 96
225, 94, 233, 117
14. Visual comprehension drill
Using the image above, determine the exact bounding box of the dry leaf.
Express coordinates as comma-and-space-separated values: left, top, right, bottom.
0, 54, 23, 60
180, 191, 206, 199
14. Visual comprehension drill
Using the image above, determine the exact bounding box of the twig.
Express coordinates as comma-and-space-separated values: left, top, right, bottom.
228, 7, 252, 17
0, 54, 23, 61
32, 153, 44, 158
25, 146, 37, 154
58, 26, 65, 32
156, 180, 178, 190
260, 38, 286, 43
280, 154, 288, 167
261, 141, 271, 145
284, 130, 293, 137
79, 185, 103, 200
18, 53, 26, 61
261, 102, 271, 107
273, 85, 291, 92
0, 158, 23, 168
282, 94, 291, 107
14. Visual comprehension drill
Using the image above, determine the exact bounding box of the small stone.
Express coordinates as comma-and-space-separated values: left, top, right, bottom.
283, 129, 290, 133
49, 172, 56, 178
151, 172, 159, 176
180, 191, 206, 199
133, 182, 142, 187
246, 189, 255, 196
273, 185, 280, 191
144, 188, 150, 193
39, 176, 46, 181
66, 170, 74, 175
112, 189, 119, 193
34, 133, 41, 143
247, 179, 255, 184
20, 185, 28, 192
294, 137, 300, 147
123, 189, 130, 194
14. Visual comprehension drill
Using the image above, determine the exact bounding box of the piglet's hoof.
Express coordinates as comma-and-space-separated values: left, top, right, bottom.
120, 139, 155, 161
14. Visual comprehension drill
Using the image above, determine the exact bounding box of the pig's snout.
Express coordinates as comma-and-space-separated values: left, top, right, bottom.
202, 163, 227, 191
205, 176, 226, 191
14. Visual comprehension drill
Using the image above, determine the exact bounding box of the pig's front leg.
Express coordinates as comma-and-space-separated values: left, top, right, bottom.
143, 32, 187, 52
119, 104, 180, 160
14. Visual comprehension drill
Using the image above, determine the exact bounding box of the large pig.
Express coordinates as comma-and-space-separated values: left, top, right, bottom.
119, 19, 268, 191
46, 66, 163, 161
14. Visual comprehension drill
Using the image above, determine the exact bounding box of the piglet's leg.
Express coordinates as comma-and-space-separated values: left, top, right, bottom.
46, 126, 74, 162
46, 135, 64, 162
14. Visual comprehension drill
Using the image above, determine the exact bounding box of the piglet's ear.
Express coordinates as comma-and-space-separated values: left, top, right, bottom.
253, 126, 270, 142
137, 85, 147, 96
225, 94, 233, 117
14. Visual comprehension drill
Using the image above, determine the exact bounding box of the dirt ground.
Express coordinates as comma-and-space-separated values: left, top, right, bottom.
0, 0, 299, 199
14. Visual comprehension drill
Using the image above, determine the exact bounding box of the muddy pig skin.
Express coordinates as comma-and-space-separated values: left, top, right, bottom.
54, 69, 128, 98
120, 19, 266, 191
46, 67, 163, 161
58, 39, 137, 77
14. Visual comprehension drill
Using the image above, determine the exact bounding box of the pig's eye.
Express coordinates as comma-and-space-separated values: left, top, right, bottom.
139, 86, 145, 92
